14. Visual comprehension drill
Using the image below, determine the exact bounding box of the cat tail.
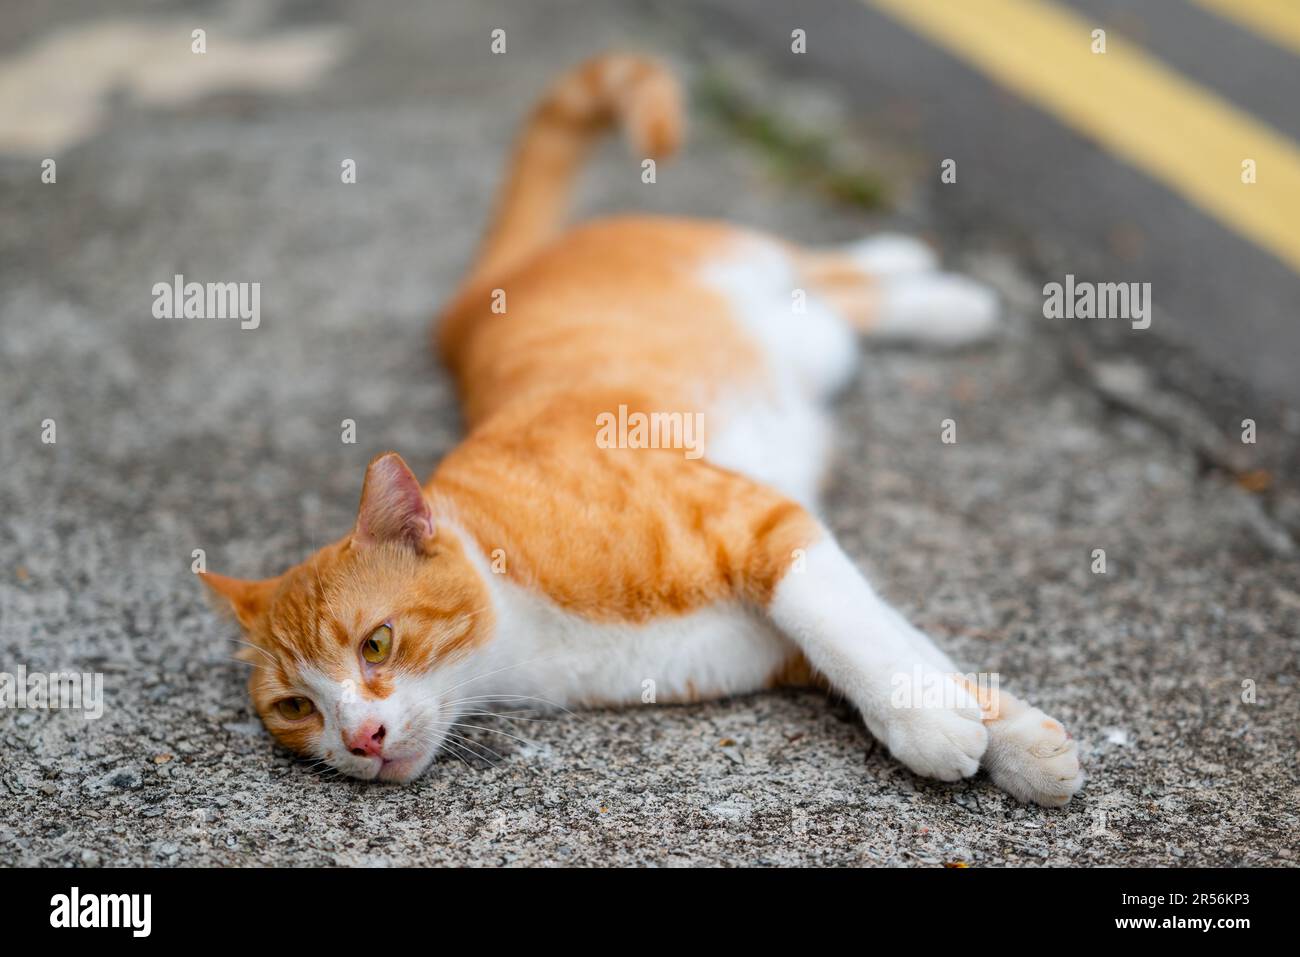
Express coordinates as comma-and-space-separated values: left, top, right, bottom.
461, 53, 683, 288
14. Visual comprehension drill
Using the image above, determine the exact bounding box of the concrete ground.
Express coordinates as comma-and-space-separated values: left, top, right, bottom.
0, 0, 1296, 866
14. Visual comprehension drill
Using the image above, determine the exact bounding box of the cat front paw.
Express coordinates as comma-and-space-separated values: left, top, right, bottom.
984, 705, 1084, 807
882, 674, 989, 781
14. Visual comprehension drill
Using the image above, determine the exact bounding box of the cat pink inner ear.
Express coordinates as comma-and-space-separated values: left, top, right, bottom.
353, 452, 436, 552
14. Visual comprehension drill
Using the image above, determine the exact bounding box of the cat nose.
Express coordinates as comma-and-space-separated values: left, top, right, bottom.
345, 721, 386, 758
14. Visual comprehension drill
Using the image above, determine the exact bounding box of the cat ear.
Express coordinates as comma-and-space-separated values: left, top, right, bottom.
200, 571, 278, 631
352, 451, 436, 554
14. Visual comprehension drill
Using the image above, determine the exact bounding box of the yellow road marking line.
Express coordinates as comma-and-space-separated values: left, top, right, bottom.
866, 0, 1300, 274
1189, 0, 1300, 59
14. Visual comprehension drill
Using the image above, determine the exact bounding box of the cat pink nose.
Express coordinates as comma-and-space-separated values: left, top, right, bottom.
345, 722, 386, 758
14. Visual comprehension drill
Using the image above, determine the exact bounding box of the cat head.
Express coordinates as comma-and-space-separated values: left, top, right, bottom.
201, 452, 493, 782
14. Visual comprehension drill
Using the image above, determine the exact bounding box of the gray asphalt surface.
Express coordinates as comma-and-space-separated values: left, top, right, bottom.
0, 0, 1297, 866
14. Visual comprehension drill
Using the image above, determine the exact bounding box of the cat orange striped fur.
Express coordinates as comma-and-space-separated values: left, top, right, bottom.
203, 53, 1083, 805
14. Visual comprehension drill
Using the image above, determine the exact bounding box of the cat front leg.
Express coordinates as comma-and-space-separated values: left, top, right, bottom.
771, 538, 1085, 805
765, 533, 989, 782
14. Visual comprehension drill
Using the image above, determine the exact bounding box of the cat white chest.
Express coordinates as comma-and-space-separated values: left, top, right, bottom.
460, 556, 794, 708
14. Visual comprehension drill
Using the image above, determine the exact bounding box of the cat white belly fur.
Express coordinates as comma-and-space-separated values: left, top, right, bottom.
701, 237, 855, 507
464, 569, 793, 707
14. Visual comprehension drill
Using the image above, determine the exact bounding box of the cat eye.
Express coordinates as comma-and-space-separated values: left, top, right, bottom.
362, 623, 393, 664
276, 697, 315, 720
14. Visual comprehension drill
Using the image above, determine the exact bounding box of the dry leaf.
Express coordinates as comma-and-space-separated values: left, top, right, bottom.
1235, 470, 1273, 493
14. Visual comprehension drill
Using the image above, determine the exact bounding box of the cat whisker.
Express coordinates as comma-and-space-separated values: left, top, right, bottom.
448, 720, 539, 750
436, 651, 581, 698
439, 727, 504, 757
452, 711, 555, 741
436, 738, 477, 771
425, 715, 508, 764
455, 709, 552, 722
229, 638, 278, 668
447, 692, 580, 719
440, 732, 502, 767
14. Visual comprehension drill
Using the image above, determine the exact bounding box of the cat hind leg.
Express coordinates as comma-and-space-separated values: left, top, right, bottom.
797, 236, 1000, 347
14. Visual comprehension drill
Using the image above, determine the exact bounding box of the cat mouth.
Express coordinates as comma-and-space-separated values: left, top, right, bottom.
374, 752, 427, 783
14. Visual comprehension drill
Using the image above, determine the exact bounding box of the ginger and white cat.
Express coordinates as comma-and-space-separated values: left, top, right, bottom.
203, 54, 1084, 806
